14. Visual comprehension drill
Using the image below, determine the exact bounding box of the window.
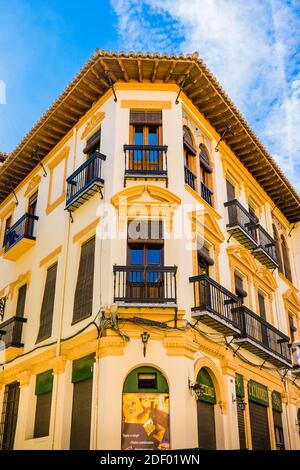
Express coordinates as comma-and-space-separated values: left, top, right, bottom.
226, 179, 235, 202
0, 382, 20, 450
234, 272, 247, 305
273, 225, 283, 274
183, 126, 197, 190
16, 284, 27, 318
199, 145, 213, 206
34, 371, 53, 438
73, 237, 95, 324
70, 354, 95, 450
2, 215, 11, 248
197, 245, 214, 276
138, 373, 157, 389
28, 192, 38, 216
36, 263, 58, 343
288, 312, 297, 344
258, 291, 268, 346
129, 111, 162, 170
281, 236, 292, 282
83, 129, 101, 158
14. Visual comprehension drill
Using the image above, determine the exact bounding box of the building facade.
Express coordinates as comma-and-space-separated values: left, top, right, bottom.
0, 51, 300, 450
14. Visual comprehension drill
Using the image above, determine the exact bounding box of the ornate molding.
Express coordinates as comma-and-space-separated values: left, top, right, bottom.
25, 175, 41, 197
97, 336, 126, 358
50, 356, 67, 375
17, 370, 31, 388
9, 271, 31, 299
81, 112, 105, 140
163, 333, 198, 359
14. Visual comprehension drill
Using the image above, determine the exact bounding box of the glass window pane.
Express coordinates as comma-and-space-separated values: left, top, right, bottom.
134, 126, 143, 145
147, 248, 161, 265
129, 247, 143, 265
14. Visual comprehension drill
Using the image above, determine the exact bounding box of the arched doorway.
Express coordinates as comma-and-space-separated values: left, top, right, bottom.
121, 366, 170, 450
196, 368, 217, 449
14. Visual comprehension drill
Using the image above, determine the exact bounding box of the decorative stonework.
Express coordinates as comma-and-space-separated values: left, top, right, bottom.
81, 112, 105, 140
50, 356, 67, 375
97, 336, 126, 358
17, 370, 31, 388
25, 175, 41, 197
9, 271, 31, 299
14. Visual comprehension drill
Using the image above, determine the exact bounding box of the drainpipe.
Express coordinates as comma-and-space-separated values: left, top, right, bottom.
51, 126, 77, 449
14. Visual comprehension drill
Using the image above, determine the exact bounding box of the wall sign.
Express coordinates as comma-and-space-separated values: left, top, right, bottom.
272, 391, 283, 413
235, 374, 245, 398
197, 368, 216, 404
248, 380, 269, 407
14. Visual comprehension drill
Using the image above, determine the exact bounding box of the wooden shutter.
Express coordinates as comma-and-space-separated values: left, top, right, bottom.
281, 237, 292, 282
16, 284, 27, 318
130, 110, 162, 125
73, 237, 95, 324
70, 378, 93, 450
0, 382, 20, 450
226, 180, 235, 202
237, 397, 247, 449
258, 292, 266, 321
234, 273, 247, 299
83, 129, 101, 154
197, 400, 216, 450
34, 393, 52, 438
249, 401, 271, 450
37, 264, 58, 343
2, 216, 11, 247
183, 126, 197, 155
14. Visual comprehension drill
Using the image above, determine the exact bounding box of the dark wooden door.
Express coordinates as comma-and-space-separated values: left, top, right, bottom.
0, 382, 20, 450
70, 378, 93, 450
249, 401, 271, 450
197, 400, 216, 450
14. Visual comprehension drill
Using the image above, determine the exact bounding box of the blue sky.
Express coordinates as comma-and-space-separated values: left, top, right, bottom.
0, 0, 299, 192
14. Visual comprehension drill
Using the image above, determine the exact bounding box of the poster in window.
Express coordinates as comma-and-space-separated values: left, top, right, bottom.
121, 393, 170, 450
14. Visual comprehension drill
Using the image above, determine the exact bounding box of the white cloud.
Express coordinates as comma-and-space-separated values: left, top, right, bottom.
111, 0, 300, 193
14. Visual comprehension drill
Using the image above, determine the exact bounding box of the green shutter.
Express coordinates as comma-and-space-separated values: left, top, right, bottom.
235, 374, 245, 398
272, 391, 282, 412
248, 380, 269, 407
72, 354, 95, 384
123, 366, 168, 393
35, 370, 53, 396
196, 368, 216, 404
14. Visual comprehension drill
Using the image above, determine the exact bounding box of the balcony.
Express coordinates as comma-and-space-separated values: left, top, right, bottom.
113, 265, 177, 305
3, 214, 38, 261
124, 145, 168, 185
201, 182, 213, 207
234, 306, 292, 368
224, 199, 258, 249
252, 224, 278, 269
0, 316, 27, 349
184, 165, 197, 191
189, 274, 241, 335
66, 151, 106, 212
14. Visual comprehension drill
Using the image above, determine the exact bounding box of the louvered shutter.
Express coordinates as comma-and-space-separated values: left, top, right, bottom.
16, 285, 27, 318
237, 397, 247, 449
83, 129, 101, 154
249, 401, 271, 450
0, 382, 20, 450
197, 400, 216, 450
36, 263, 58, 343
226, 179, 235, 202
72, 237, 95, 323
130, 111, 162, 126
34, 371, 53, 438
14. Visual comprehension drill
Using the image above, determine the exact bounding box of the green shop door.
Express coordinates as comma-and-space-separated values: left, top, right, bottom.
122, 366, 170, 450
196, 368, 216, 450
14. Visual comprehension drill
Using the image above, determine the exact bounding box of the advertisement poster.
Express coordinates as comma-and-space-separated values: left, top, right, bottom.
121, 393, 170, 450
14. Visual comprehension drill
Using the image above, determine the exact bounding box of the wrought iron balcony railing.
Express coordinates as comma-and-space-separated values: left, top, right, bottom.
252, 224, 278, 269
113, 265, 177, 304
189, 274, 240, 335
124, 145, 168, 184
201, 182, 213, 207
234, 305, 291, 367
224, 199, 258, 249
184, 165, 197, 190
0, 316, 27, 349
66, 151, 106, 212
4, 214, 38, 258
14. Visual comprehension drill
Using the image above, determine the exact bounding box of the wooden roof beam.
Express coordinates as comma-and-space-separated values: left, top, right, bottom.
62, 103, 84, 117
189, 85, 212, 99
205, 108, 231, 120
47, 124, 67, 135
90, 68, 110, 88
69, 95, 90, 109
98, 58, 117, 83
83, 77, 104, 94
52, 114, 74, 128
137, 60, 143, 82
151, 60, 159, 83
200, 100, 224, 114
164, 61, 176, 82
77, 87, 97, 102
117, 59, 129, 82
212, 114, 236, 128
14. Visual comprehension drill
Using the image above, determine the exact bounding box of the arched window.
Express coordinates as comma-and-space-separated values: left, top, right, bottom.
272, 225, 283, 274
183, 126, 197, 190
122, 366, 170, 450
281, 235, 292, 282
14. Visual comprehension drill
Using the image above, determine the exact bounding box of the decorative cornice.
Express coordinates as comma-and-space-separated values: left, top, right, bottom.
9, 271, 31, 299
24, 175, 41, 197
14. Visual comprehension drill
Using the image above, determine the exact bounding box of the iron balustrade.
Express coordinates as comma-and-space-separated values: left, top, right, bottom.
113, 265, 177, 304
237, 305, 291, 364
4, 214, 38, 253
66, 151, 106, 208
184, 165, 197, 190
124, 145, 168, 176
189, 274, 240, 329
0, 317, 27, 348
224, 199, 258, 242
201, 182, 213, 206
255, 224, 278, 264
